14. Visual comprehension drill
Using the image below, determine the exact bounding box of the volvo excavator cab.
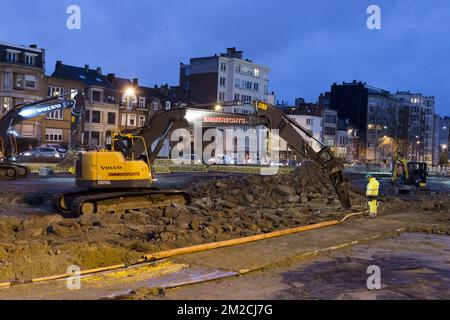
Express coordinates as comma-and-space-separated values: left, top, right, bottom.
75, 131, 155, 189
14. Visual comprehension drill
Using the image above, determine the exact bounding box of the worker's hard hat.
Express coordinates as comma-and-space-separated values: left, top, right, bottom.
366, 174, 373, 180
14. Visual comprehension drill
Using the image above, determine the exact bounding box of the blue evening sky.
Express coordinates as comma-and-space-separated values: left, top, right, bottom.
0, 0, 449, 115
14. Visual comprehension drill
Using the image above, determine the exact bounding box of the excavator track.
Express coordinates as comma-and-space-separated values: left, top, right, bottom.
53, 189, 191, 216
0, 164, 28, 180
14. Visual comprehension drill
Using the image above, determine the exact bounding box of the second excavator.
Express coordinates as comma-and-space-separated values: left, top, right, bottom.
0, 91, 85, 179
53, 100, 352, 216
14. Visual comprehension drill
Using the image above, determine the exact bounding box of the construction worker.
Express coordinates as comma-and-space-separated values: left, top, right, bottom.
366, 174, 380, 218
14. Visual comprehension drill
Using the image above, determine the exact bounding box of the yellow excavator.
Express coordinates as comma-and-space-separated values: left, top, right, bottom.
387, 152, 429, 195
53, 100, 352, 216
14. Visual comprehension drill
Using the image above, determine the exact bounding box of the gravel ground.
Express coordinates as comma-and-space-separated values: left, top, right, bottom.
0, 167, 449, 283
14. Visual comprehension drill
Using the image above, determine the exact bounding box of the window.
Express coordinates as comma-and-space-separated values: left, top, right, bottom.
138, 97, 146, 109
325, 115, 337, 123
25, 54, 35, 66
91, 131, 100, 146
122, 114, 137, 127
324, 127, 336, 136
47, 86, 64, 97
219, 92, 225, 102
253, 83, 259, 91
1, 97, 12, 113
21, 124, 35, 137
185, 81, 190, 90
234, 93, 241, 101
91, 111, 101, 123
92, 90, 102, 102
152, 99, 160, 111
306, 118, 313, 125
254, 69, 260, 77
45, 128, 63, 142
105, 131, 112, 145
47, 110, 63, 120
234, 79, 241, 88
128, 114, 137, 127
6, 51, 18, 63
165, 101, 171, 110
106, 95, 116, 104
15, 74, 23, 88
219, 77, 226, 86
242, 95, 252, 104
220, 62, 226, 72
24, 75, 37, 89
139, 116, 146, 127
107, 112, 116, 125
2, 73, 12, 90
242, 81, 252, 90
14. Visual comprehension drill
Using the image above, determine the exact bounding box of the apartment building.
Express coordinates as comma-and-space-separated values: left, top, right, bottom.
0, 42, 46, 149
180, 47, 270, 105
278, 105, 323, 161
394, 91, 435, 165
433, 115, 450, 165
51, 61, 120, 147
108, 76, 174, 132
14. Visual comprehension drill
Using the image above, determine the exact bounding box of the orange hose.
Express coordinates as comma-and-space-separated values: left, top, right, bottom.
0, 211, 365, 289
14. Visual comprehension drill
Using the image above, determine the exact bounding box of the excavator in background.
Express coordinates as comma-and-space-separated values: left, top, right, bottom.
53, 100, 351, 216
387, 152, 429, 195
0, 91, 85, 179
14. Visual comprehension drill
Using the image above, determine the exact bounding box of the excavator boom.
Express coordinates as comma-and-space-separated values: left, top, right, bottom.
120, 101, 351, 209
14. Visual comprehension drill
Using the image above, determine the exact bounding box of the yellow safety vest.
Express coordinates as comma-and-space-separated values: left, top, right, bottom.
366, 178, 380, 197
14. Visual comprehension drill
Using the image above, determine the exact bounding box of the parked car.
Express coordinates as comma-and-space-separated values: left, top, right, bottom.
207, 154, 235, 165
41, 144, 67, 156
22, 147, 61, 158
172, 154, 202, 165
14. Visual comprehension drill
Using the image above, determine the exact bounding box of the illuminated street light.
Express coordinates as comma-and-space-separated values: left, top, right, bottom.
125, 87, 135, 98
214, 104, 223, 112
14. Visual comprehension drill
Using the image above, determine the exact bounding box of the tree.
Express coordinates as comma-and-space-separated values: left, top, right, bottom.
439, 153, 449, 166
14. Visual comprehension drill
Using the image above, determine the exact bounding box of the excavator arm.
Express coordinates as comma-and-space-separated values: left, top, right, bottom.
0, 91, 85, 159
116, 101, 351, 209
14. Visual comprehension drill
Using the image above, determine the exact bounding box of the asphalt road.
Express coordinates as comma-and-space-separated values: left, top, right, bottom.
6, 171, 450, 194
162, 233, 450, 300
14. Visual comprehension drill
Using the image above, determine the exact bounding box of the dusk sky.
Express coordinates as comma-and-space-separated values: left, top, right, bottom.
1, 0, 449, 115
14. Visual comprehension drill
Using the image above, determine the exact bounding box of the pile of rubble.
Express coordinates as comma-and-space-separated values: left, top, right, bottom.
188, 162, 366, 212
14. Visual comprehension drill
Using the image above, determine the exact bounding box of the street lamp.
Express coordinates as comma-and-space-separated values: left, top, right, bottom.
124, 87, 135, 130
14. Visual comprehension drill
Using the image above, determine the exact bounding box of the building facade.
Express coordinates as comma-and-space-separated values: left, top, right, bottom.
0, 42, 46, 149
433, 115, 450, 165
329, 81, 436, 165
180, 47, 270, 105
394, 91, 435, 165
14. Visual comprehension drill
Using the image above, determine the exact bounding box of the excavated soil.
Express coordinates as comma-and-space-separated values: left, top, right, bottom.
0, 164, 449, 283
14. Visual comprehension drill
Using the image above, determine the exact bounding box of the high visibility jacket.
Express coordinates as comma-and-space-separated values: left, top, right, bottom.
366, 177, 380, 197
